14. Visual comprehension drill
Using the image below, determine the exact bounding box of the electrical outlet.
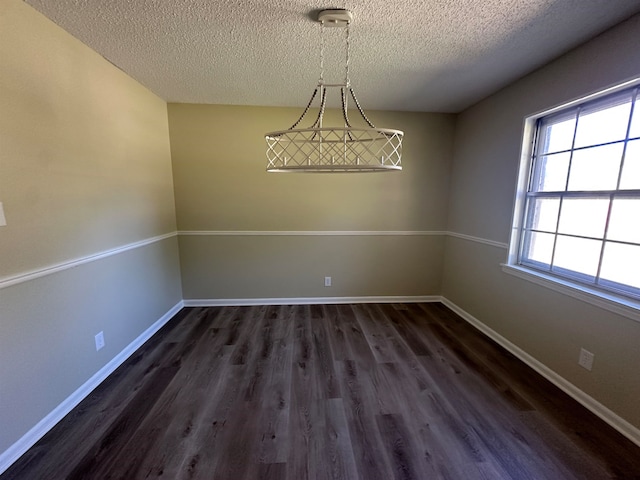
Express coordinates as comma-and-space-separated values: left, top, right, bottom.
578, 348, 594, 371
324, 276, 332, 287
95, 331, 105, 351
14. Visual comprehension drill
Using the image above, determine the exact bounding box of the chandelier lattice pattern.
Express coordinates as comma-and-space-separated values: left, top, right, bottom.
265, 9, 404, 173
266, 127, 403, 172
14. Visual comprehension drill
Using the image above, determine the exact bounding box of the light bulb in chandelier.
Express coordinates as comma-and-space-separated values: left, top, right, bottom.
265, 9, 404, 173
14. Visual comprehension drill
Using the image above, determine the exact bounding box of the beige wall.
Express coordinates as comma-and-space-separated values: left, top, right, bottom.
168, 104, 455, 299
0, 0, 182, 455
443, 14, 640, 430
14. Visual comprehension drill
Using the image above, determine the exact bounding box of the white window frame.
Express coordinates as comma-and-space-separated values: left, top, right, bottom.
504, 78, 640, 322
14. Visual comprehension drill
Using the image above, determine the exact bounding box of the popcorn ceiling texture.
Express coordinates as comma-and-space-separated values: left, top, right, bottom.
24, 0, 640, 112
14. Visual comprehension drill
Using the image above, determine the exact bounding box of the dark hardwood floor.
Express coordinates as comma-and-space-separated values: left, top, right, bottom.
3, 303, 640, 479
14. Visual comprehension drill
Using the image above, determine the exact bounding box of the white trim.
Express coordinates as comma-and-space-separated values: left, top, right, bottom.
528, 76, 640, 120
179, 230, 446, 236
184, 295, 440, 307
507, 116, 536, 264
440, 297, 640, 448
502, 264, 640, 323
0, 301, 184, 476
178, 230, 509, 250
446, 231, 509, 249
0, 232, 177, 290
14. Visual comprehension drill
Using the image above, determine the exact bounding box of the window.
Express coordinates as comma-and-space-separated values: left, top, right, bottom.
510, 83, 640, 304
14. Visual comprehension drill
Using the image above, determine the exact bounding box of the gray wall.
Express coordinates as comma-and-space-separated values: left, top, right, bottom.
0, 1, 182, 456
443, 13, 640, 431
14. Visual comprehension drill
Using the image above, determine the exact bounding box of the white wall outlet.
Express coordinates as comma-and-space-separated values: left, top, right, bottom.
95, 331, 105, 351
0, 202, 6, 226
578, 348, 594, 371
324, 276, 332, 287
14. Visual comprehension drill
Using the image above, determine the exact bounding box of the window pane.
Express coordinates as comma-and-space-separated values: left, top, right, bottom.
517, 85, 640, 300
607, 197, 640, 244
521, 231, 554, 267
531, 152, 570, 192
526, 197, 560, 232
557, 197, 609, 238
552, 235, 601, 279
600, 242, 640, 290
539, 115, 576, 154
620, 139, 640, 189
574, 97, 632, 148
567, 143, 623, 191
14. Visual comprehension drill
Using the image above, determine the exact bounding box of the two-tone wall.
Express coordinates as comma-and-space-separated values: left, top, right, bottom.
168, 104, 455, 302
0, 0, 182, 465
443, 13, 640, 439
2, 0, 640, 473
0, 2, 455, 468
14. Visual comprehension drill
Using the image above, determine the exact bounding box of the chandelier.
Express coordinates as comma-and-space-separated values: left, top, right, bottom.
265, 9, 404, 173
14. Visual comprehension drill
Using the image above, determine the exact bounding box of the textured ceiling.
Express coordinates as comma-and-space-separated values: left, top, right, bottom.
24, 0, 640, 112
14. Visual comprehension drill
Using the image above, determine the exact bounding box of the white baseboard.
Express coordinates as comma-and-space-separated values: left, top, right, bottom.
440, 297, 640, 448
178, 230, 444, 236
0, 300, 184, 476
184, 295, 441, 307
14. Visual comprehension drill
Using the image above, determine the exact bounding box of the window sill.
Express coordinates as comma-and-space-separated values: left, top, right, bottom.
501, 264, 640, 323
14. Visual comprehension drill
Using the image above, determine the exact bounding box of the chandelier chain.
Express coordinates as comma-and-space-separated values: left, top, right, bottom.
341, 88, 352, 127
342, 20, 352, 139
350, 88, 376, 129
287, 87, 318, 131
311, 86, 327, 129
320, 21, 325, 84
345, 22, 350, 86
341, 87, 355, 141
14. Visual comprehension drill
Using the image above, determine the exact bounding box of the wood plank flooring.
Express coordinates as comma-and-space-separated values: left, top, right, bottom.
3, 303, 640, 479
